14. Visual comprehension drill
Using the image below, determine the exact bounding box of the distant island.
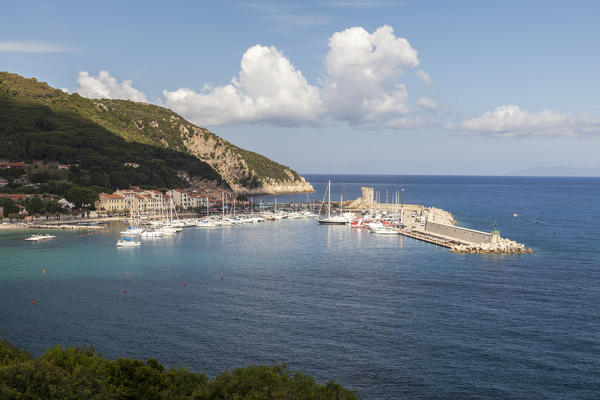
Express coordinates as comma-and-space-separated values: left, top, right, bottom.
507, 166, 600, 177
0, 72, 314, 195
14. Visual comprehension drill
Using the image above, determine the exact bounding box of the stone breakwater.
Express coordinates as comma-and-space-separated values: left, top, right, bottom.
450, 238, 532, 254
425, 207, 455, 225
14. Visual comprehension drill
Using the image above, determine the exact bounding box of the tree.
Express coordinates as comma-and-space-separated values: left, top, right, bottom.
0, 198, 17, 217
26, 196, 43, 214
0, 338, 358, 400
65, 187, 98, 209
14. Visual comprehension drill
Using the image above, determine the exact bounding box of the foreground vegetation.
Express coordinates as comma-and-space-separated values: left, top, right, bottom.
0, 339, 357, 399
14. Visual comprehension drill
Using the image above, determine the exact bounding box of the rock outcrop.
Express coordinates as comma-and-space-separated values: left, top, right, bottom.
182, 126, 313, 194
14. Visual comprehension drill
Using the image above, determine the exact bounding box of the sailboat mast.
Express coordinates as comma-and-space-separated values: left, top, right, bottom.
328, 180, 331, 219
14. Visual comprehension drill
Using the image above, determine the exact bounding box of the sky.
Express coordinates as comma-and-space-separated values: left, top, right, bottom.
2, 0, 600, 175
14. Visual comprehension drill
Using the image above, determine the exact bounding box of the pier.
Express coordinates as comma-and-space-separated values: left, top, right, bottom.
345, 186, 531, 254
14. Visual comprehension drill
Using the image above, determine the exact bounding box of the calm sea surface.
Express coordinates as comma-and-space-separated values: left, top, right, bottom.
1, 175, 599, 399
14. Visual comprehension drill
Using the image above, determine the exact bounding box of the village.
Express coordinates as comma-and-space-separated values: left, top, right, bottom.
0, 159, 241, 221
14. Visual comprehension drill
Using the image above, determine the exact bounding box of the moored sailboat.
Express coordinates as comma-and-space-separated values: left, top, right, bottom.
317, 180, 348, 225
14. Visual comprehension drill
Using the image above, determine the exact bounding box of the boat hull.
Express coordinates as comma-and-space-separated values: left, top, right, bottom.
317, 220, 348, 225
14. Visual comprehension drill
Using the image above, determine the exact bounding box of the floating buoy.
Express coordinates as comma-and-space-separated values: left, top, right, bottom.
42, 269, 46, 274
123, 289, 127, 294
220, 276, 224, 281
126, 271, 129, 276
31, 300, 35, 305
184, 282, 187, 286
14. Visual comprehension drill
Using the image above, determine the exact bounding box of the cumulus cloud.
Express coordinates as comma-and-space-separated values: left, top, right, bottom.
417, 97, 438, 111
416, 70, 432, 85
0, 41, 70, 53
163, 45, 322, 126
452, 105, 600, 137
322, 25, 419, 125
162, 25, 425, 128
76, 70, 147, 102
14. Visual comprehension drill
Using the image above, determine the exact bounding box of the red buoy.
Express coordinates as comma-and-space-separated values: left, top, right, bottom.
123, 289, 127, 294
220, 276, 224, 281
31, 300, 35, 305
42, 269, 46, 274
126, 271, 129, 276
184, 282, 187, 286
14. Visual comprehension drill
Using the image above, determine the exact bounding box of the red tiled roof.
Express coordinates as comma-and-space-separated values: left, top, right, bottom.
99, 193, 124, 199
0, 162, 26, 168
0, 193, 33, 200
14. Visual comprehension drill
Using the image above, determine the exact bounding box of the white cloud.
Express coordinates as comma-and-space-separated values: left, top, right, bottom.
416, 97, 439, 111
452, 105, 600, 137
416, 70, 432, 85
82, 26, 427, 129
0, 41, 70, 53
76, 70, 147, 102
322, 25, 419, 125
163, 45, 322, 126
164, 25, 422, 127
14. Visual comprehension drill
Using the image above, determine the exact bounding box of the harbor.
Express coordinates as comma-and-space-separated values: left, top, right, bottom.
5, 183, 532, 254
320, 185, 531, 254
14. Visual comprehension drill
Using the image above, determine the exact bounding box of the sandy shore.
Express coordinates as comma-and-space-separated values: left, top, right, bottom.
0, 223, 27, 230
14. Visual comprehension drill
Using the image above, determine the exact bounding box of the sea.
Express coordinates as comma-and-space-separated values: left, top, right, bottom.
1, 175, 599, 399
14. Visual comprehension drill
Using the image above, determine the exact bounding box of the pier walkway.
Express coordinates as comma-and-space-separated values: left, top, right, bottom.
399, 229, 471, 248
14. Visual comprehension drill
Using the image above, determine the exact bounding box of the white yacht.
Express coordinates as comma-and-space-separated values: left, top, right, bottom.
318, 180, 348, 225
372, 227, 399, 235
141, 229, 164, 238
117, 238, 141, 247
25, 234, 56, 241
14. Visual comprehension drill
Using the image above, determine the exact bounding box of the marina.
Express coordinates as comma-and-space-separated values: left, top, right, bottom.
11, 182, 531, 254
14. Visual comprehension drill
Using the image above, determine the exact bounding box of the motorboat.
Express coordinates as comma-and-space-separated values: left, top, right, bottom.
120, 227, 144, 236
372, 227, 399, 235
25, 234, 56, 241
141, 229, 164, 238
117, 238, 141, 247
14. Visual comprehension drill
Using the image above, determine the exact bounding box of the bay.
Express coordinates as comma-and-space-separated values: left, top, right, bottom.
1, 175, 599, 399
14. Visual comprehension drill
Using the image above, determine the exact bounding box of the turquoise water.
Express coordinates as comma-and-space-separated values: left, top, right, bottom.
1, 175, 599, 399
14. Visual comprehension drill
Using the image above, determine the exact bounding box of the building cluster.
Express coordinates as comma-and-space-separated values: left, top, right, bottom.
0, 161, 26, 169
95, 186, 235, 214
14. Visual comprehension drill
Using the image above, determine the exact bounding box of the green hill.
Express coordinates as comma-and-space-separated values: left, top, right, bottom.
0, 72, 313, 194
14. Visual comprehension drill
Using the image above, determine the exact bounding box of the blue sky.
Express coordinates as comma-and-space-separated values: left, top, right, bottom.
2, 0, 600, 175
